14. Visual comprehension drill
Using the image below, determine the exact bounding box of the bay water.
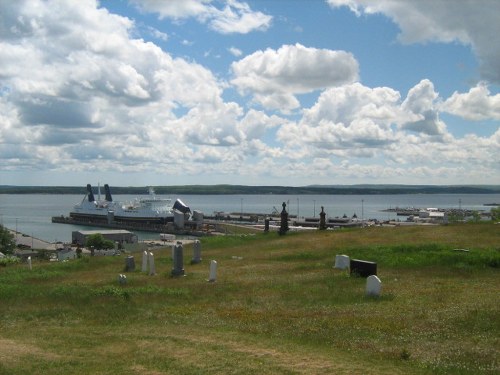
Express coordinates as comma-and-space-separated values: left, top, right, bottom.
1, 193, 498, 243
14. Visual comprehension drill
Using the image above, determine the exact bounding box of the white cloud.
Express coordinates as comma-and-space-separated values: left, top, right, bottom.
441, 83, 500, 120
228, 46, 243, 57
401, 79, 447, 137
131, 0, 272, 34
327, 0, 500, 83
0, 0, 244, 173
231, 43, 359, 111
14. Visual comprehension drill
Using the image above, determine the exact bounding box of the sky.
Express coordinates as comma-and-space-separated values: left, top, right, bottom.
0, 0, 499, 187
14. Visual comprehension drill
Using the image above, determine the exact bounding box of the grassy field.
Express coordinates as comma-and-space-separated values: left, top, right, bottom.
0, 223, 498, 374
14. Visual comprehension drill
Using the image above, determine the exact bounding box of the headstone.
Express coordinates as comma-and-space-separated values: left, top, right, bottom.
141, 251, 148, 272
27, 256, 32, 270
366, 275, 382, 296
191, 240, 201, 264
350, 259, 377, 278
171, 242, 185, 276
124, 256, 135, 272
334, 254, 350, 270
319, 206, 327, 230
279, 202, 289, 235
148, 252, 155, 275
208, 260, 217, 282
118, 274, 127, 285
264, 218, 270, 232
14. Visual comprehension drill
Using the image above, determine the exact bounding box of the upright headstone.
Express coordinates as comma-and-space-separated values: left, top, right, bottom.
334, 254, 350, 270
264, 218, 270, 233
279, 202, 289, 235
191, 240, 201, 264
208, 260, 217, 282
27, 256, 32, 270
366, 275, 382, 296
141, 251, 148, 272
125, 256, 135, 272
171, 242, 185, 276
319, 206, 327, 230
148, 252, 156, 275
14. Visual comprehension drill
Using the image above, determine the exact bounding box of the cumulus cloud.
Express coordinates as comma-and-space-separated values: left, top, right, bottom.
131, 0, 272, 34
0, 0, 250, 173
441, 83, 500, 120
401, 79, 446, 136
228, 46, 243, 57
231, 43, 359, 111
327, 0, 500, 83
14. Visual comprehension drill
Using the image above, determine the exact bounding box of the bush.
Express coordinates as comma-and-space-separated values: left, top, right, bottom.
0, 256, 20, 267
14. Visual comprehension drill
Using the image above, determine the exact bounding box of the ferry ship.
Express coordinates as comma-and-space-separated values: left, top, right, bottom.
70, 184, 190, 224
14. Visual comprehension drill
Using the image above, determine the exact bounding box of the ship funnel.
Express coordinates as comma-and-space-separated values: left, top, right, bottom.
104, 184, 113, 202
86, 184, 95, 202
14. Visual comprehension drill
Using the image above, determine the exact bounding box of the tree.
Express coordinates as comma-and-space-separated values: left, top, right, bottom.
85, 233, 115, 250
0, 225, 16, 255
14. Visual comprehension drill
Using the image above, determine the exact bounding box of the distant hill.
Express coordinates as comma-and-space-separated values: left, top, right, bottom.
1, 184, 500, 195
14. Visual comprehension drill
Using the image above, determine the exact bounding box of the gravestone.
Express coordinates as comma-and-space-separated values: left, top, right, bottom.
264, 218, 270, 232
148, 252, 155, 276
350, 259, 377, 278
171, 242, 185, 276
334, 254, 350, 270
142, 251, 148, 272
191, 240, 201, 264
208, 260, 217, 282
319, 206, 327, 230
279, 202, 289, 235
118, 274, 127, 285
124, 256, 135, 272
366, 275, 382, 296
27, 256, 32, 270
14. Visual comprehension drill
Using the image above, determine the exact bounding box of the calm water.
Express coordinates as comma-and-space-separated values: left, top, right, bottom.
0, 193, 498, 243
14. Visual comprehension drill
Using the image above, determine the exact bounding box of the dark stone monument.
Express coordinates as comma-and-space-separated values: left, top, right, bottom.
319, 206, 327, 230
264, 218, 270, 233
124, 256, 135, 272
350, 259, 377, 278
279, 202, 289, 236
171, 242, 185, 276
190, 240, 201, 264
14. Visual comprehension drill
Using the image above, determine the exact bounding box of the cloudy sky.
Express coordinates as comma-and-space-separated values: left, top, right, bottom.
1, 0, 499, 187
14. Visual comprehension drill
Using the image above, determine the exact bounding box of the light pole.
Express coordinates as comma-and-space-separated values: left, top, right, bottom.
313, 200, 316, 217
297, 198, 299, 218
240, 198, 243, 219
361, 199, 364, 227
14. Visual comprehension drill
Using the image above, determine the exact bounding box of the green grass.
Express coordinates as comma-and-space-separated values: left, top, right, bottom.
0, 223, 498, 374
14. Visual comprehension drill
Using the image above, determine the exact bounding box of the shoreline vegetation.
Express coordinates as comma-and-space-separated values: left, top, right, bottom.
1, 184, 500, 195
0, 223, 498, 374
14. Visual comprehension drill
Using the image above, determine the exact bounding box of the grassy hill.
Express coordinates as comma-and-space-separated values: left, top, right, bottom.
0, 223, 498, 374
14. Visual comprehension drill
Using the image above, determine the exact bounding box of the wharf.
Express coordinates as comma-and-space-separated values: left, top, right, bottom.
51, 216, 210, 237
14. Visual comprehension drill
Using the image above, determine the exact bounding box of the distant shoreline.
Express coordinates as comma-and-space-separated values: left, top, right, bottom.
1, 184, 500, 195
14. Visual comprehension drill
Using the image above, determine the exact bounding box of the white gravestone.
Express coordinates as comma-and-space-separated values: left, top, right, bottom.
27, 256, 32, 270
142, 251, 148, 272
148, 252, 156, 276
366, 275, 382, 297
208, 260, 217, 282
334, 255, 350, 270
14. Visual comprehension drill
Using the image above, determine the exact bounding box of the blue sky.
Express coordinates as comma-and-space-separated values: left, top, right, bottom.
0, 0, 499, 186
